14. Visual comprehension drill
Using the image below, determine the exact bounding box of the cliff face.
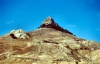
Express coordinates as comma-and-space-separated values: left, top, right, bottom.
0, 17, 100, 64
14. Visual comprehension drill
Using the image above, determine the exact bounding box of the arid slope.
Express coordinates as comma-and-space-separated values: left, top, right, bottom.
0, 17, 100, 64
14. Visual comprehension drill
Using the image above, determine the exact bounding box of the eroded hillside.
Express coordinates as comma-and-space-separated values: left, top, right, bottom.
0, 17, 100, 64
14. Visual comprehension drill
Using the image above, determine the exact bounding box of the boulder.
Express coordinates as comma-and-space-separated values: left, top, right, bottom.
10, 29, 29, 39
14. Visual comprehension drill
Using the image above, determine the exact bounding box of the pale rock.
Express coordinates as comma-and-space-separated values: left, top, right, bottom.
69, 44, 81, 50
32, 63, 37, 64
10, 29, 29, 39
85, 50, 100, 62
82, 40, 89, 47
90, 50, 100, 61
27, 43, 33, 47
65, 39, 81, 50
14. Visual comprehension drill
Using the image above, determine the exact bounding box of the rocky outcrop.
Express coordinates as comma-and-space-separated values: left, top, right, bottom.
39, 16, 73, 35
9, 29, 29, 39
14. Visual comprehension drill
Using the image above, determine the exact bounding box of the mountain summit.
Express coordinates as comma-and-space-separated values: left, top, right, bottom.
39, 16, 73, 35
0, 16, 100, 64
41, 16, 55, 26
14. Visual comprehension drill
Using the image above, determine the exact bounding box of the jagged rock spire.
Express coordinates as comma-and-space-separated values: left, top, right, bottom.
42, 16, 53, 24
41, 16, 57, 28
39, 16, 73, 35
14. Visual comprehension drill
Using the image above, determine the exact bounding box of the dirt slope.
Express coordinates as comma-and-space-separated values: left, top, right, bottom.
0, 17, 100, 64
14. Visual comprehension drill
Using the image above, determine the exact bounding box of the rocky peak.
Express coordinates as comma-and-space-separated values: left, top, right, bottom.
42, 16, 54, 24
39, 16, 73, 35
40, 16, 57, 28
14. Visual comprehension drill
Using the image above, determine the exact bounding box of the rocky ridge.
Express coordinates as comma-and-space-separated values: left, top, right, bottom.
39, 16, 73, 35
0, 16, 100, 64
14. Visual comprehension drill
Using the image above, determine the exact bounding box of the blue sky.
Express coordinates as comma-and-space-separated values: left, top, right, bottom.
0, 0, 100, 42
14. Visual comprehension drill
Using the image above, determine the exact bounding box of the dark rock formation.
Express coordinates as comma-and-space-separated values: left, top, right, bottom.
39, 16, 73, 35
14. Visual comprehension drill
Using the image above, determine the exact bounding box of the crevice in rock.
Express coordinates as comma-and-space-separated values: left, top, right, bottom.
10, 34, 17, 39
